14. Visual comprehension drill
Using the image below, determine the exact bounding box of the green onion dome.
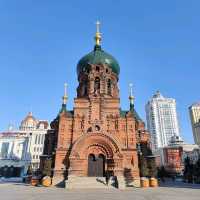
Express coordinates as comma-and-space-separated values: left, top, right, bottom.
77, 45, 120, 75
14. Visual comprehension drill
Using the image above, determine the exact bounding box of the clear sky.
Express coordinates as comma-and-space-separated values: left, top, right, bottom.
0, 0, 199, 144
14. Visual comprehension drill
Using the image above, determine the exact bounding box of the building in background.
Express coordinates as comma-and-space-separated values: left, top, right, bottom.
0, 112, 49, 177
189, 103, 200, 145
19, 112, 49, 169
160, 135, 184, 175
145, 91, 181, 151
0, 131, 29, 177
154, 135, 199, 175
182, 144, 200, 164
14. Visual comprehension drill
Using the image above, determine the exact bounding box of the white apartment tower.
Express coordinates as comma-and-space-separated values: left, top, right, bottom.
145, 91, 181, 151
189, 103, 200, 145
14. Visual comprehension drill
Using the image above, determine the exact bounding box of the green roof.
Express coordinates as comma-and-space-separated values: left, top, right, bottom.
66, 110, 74, 117
59, 104, 67, 114
133, 109, 142, 121
77, 45, 120, 75
120, 109, 142, 121
58, 104, 74, 117
120, 110, 127, 117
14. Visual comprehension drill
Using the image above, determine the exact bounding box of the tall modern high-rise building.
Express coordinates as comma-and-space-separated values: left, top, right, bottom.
145, 91, 181, 151
189, 103, 200, 145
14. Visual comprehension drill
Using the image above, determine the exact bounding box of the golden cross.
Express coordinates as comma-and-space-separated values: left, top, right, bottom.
64, 83, 68, 97
129, 83, 133, 97
96, 21, 100, 33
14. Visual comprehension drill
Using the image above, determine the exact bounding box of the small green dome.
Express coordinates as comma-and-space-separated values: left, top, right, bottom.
77, 45, 120, 75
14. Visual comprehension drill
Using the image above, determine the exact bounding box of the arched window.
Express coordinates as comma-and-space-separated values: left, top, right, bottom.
94, 77, 100, 94
107, 79, 111, 95
95, 125, 100, 131
83, 79, 88, 96
87, 127, 92, 133
96, 66, 100, 72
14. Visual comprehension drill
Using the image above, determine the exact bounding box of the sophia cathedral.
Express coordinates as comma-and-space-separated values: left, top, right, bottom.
40, 22, 154, 189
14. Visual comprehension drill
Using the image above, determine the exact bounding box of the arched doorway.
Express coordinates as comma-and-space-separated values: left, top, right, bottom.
88, 154, 105, 177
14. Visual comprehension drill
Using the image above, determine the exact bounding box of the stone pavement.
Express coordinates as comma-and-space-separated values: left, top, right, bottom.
0, 181, 200, 200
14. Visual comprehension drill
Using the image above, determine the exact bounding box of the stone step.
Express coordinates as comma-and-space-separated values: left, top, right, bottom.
66, 176, 116, 189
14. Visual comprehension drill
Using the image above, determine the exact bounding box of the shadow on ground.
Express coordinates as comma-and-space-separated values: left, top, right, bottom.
159, 180, 200, 189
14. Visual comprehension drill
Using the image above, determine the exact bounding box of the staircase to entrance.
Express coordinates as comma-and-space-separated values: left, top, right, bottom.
65, 176, 116, 189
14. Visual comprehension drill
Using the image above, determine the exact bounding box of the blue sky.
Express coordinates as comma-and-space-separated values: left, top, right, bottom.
0, 0, 199, 143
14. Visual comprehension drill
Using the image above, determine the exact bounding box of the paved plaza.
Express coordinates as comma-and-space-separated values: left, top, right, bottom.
0, 181, 200, 200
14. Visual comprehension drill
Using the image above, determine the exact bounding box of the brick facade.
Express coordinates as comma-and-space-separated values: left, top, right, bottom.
40, 40, 152, 187
163, 146, 184, 174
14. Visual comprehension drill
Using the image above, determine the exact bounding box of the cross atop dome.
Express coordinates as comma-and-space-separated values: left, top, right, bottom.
59, 83, 68, 114
63, 83, 68, 105
129, 83, 135, 111
96, 21, 100, 33
94, 20, 102, 46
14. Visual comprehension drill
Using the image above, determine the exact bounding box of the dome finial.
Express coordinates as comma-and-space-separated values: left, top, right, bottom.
94, 20, 102, 46
129, 83, 135, 111
62, 83, 68, 105
60, 83, 68, 114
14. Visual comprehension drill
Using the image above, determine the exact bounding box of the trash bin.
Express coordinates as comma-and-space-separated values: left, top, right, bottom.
140, 177, 149, 188
31, 177, 39, 186
42, 176, 52, 187
149, 177, 158, 187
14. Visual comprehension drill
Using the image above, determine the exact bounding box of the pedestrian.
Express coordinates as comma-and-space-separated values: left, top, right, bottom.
114, 176, 118, 188
105, 171, 110, 186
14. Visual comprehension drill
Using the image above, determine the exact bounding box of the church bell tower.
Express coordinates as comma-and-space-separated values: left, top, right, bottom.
77, 21, 119, 99
75, 21, 121, 130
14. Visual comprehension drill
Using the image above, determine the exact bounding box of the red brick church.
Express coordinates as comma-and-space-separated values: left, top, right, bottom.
40, 22, 153, 189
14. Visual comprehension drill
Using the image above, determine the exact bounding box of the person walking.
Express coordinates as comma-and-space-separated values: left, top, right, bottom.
105, 171, 110, 186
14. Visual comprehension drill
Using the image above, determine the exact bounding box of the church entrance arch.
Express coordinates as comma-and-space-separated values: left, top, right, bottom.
69, 133, 123, 177
88, 154, 105, 177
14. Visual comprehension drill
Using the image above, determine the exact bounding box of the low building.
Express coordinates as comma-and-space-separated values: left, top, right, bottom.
162, 136, 184, 174
154, 135, 199, 175
0, 112, 49, 177
0, 131, 29, 177
182, 145, 200, 164
19, 112, 49, 170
